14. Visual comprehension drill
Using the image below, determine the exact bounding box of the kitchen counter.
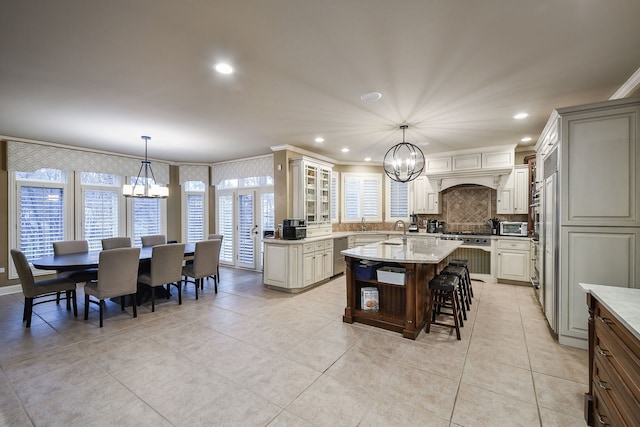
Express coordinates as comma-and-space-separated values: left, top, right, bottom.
579, 283, 640, 340
341, 237, 463, 264
342, 237, 462, 339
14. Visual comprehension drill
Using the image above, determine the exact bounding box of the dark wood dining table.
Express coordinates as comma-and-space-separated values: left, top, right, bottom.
31, 242, 196, 271
31, 242, 197, 306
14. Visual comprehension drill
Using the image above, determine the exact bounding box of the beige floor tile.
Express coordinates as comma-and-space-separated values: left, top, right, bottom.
266, 410, 316, 427
325, 348, 397, 389
452, 383, 540, 427
400, 342, 467, 381
533, 372, 587, 419
466, 334, 530, 370
286, 335, 352, 372
461, 357, 536, 404
529, 343, 588, 384
539, 406, 589, 427
358, 397, 450, 427
313, 319, 368, 347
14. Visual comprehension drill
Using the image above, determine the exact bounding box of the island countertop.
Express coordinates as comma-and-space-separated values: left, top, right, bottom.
341, 237, 463, 264
579, 283, 640, 341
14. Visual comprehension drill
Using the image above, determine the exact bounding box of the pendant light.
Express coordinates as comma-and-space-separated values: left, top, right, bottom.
122, 136, 169, 198
383, 125, 425, 183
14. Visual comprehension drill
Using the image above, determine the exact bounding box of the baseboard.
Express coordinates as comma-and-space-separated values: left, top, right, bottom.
0, 284, 22, 296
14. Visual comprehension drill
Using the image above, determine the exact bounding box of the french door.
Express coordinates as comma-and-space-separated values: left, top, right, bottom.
217, 189, 262, 270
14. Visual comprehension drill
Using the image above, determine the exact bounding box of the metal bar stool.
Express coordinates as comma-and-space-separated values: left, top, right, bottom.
449, 258, 474, 299
425, 274, 463, 340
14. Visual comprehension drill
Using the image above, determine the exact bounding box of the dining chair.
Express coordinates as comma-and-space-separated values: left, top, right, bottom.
141, 234, 167, 247
101, 237, 132, 250
84, 247, 140, 327
10, 249, 78, 328
182, 239, 221, 300
207, 234, 224, 282
52, 240, 98, 308
137, 243, 185, 312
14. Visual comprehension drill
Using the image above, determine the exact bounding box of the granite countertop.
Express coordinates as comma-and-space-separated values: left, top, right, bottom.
263, 231, 531, 244
341, 237, 463, 264
579, 283, 640, 341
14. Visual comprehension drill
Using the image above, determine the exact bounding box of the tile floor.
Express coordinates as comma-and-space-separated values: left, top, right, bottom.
0, 268, 589, 426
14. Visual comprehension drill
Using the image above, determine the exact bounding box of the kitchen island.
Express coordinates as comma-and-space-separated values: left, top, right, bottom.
342, 237, 462, 339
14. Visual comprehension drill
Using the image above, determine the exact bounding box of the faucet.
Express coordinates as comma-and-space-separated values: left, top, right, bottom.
361, 217, 366, 232
393, 220, 408, 243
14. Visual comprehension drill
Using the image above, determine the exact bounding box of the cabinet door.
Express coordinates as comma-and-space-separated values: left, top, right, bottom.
513, 166, 529, 214
497, 188, 513, 214
263, 244, 289, 287
303, 252, 315, 286
323, 248, 333, 279
497, 250, 529, 281
412, 177, 428, 214
319, 167, 331, 225
426, 191, 441, 214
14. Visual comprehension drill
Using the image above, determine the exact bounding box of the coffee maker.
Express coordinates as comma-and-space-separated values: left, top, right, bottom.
409, 214, 419, 232
427, 219, 439, 234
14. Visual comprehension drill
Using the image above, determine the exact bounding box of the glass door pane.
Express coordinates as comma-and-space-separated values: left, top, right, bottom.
237, 190, 255, 269
217, 193, 234, 265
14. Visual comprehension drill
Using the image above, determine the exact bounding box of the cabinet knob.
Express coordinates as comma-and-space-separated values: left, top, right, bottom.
597, 380, 609, 390
597, 348, 611, 358
598, 316, 612, 325
596, 413, 608, 425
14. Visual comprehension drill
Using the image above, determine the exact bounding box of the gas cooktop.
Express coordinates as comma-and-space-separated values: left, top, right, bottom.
440, 233, 492, 246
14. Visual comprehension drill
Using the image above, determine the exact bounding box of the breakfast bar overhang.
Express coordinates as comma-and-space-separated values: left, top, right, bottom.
342, 237, 463, 339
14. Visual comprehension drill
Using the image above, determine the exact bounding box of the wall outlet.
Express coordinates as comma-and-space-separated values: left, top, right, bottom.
0, 267, 4, 273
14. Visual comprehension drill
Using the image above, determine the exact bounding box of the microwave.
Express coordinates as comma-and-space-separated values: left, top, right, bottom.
499, 222, 528, 237
282, 219, 306, 240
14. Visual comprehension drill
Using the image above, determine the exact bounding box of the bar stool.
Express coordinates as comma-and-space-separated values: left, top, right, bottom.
425, 275, 462, 340
441, 265, 471, 315
449, 258, 474, 298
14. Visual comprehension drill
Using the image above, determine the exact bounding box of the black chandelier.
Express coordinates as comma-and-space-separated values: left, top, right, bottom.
383, 125, 425, 183
122, 136, 169, 198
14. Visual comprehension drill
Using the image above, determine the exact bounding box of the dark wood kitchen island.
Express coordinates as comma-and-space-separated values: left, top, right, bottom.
342, 237, 462, 339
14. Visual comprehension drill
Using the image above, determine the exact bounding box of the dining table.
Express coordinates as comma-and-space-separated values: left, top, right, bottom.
31, 242, 197, 305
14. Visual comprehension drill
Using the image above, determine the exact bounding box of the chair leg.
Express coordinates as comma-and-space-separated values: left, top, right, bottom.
25, 297, 34, 328
166, 284, 171, 299
71, 290, 78, 317
195, 279, 199, 300
84, 294, 90, 320
214, 275, 218, 294
23, 297, 28, 321
177, 282, 182, 305
151, 287, 155, 312
131, 294, 137, 318
120, 296, 125, 311
99, 300, 105, 327
56, 291, 61, 305
66, 290, 72, 311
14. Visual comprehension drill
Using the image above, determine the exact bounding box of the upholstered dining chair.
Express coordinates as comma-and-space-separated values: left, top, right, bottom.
10, 249, 78, 328
141, 234, 167, 247
52, 240, 98, 307
182, 239, 220, 300
101, 237, 131, 250
84, 247, 140, 327
137, 243, 185, 312
207, 234, 224, 282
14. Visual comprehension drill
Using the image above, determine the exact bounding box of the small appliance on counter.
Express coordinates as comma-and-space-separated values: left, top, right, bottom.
282, 218, 306, 240
409, 214, 419, 232
427, 219, 439, 233
499, 221, 528, 236
487, 218, 500, 235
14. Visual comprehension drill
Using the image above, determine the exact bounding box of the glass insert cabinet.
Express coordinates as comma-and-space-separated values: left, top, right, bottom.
291, 157, 333, 237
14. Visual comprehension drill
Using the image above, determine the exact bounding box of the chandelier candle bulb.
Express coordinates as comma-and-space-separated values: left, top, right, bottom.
383, 125, 425, 183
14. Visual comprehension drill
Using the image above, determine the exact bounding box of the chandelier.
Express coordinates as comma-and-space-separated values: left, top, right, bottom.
383, 125, 425, 183
122, 136, 169, 198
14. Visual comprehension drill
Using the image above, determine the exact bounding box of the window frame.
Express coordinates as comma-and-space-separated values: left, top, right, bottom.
181, 180, 209, 243
340, 172, 382, 223
384, 176, 411, 222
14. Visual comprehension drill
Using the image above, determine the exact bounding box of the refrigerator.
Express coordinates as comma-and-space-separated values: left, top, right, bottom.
542, 148, 558, 333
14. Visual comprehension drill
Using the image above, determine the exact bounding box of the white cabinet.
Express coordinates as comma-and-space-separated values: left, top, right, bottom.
425, 145, 515, 177
496, 188, 513, 214
481, 149, 514, 169
425, 157, 451, 174
264, 238, 333, 292
291, 157, 333, 237
452, 153, 481, 171
412, 176, 440, 214
496, 239, 530, 282
513, 165, 529, 214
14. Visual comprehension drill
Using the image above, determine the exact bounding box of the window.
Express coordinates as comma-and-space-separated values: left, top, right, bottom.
385, 178, 410, 221
127, 176, 166, 246
217, 192, 234, 265
331, 171, 339, 222
182, 181, 207, 243
341, 172, 382, 222
10, 168, 71, 277
78, 172, 122, 251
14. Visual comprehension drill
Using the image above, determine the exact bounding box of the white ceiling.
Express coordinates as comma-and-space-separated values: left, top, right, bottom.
1, 1, 639, 164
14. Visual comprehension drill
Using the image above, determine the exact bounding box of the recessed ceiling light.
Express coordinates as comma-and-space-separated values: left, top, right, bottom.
360, 91, 383, 102
214, 63, 234, 74
521, 136, 532, 142
513, 112, 529, 119
364, 157, 372, 162
314, 137, 325, 143
341, 148, 350, 153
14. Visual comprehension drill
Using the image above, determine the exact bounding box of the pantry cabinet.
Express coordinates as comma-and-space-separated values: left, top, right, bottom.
496, 238, 530, 282
291, 157, 333, 237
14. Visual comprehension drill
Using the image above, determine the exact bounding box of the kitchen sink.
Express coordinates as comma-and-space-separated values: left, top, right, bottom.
380, 242, 402, 245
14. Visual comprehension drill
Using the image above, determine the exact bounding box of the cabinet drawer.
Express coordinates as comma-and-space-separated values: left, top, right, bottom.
314, 241, 325, 252
594, 356, 640, 427
594, 304, 640, 408
303, 243, 316, 253
593, 387, 623, 427
497, 239, 530, 250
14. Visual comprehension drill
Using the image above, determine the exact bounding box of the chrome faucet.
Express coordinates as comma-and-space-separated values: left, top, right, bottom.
393, 220, 408, 244
361, 217, 366, 232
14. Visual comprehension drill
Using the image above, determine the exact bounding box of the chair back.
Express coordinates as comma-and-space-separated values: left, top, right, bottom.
95, 247, 140, 298
53, 240, 89, 255
101, 237, 132, 250
141, 234, 167, 247
193, 239, 220, 279
149, 243, 185, 286
10, 249, 37, 298
207, 234, 224, 242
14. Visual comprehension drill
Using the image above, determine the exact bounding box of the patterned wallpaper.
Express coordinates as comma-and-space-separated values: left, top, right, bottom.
210, 154, 273, 186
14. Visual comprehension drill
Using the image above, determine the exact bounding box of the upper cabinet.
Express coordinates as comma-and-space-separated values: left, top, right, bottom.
291, 157, 333, 237
425, 145, 515, 176
412, 176, 441, 214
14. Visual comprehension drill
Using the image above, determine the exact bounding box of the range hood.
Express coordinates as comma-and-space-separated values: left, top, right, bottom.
430, 168, 512, 191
